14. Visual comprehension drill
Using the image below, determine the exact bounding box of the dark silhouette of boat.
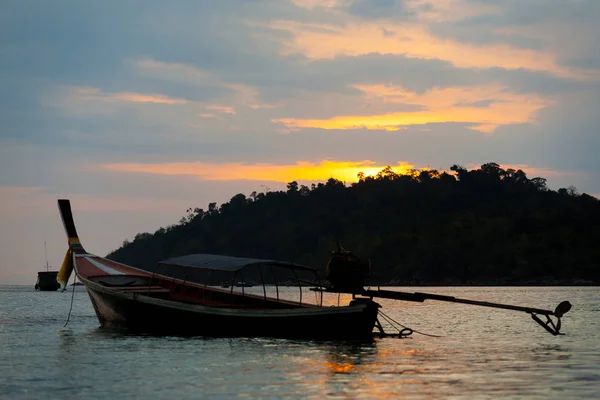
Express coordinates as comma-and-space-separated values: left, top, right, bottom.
56, 199, 572, 338
56, 199, 379, 339
35, 242, 60, 291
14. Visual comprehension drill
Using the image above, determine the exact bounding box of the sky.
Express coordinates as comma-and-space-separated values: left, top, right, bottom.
2, 0, 600, 284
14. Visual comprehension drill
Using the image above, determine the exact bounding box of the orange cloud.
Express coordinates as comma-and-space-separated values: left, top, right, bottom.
470, 124, 499, 133
266, 20, 581, 79
52, 86, 247, 124
102, 160, 417, 183
273, 84, 551, 132
207, 105, 236, 115
249, 103, 281, 110
291, 0, 350, 9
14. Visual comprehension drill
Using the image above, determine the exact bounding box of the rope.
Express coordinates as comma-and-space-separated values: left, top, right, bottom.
63, 274, 77, 328
378, 310, 443, 338
378, 311, 412, 337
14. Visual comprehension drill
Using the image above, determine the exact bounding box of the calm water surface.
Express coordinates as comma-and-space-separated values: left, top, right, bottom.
0, 286, 598, 399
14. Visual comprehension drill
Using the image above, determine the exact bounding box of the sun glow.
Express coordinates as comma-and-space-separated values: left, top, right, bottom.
102, 160, 417, 183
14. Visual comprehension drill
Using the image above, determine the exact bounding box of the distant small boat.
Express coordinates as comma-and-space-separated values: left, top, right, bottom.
35, 271, 60, 291
35, 242, 60, 291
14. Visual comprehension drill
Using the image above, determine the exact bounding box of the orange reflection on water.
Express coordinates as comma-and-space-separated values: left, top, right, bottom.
284, 340, 441, 399
323, 361, 356, 374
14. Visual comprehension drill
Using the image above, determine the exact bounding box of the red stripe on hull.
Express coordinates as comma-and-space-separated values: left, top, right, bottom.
94, 258, 151, 276
74, 257, 111, 277
74, 256, 152, 279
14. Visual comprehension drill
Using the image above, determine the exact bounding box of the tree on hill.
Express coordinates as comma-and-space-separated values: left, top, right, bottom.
107, 163, 600, 285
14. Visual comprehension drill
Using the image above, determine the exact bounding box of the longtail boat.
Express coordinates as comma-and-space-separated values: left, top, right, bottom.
57, 199, 571, 339
57, 199, 379, 339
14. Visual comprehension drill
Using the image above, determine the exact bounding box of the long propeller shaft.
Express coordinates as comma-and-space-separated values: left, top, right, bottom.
361, 289, 560, 316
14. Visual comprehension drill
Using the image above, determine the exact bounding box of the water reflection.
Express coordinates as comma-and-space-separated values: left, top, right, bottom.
322, 341, 378, 374
3, 286, 599, 399
53, 317, 591, 399
530, 344, 572, 362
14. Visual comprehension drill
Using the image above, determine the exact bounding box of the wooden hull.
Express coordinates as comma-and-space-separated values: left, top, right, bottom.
83, 279, 380, 340
57, 199, 381, 340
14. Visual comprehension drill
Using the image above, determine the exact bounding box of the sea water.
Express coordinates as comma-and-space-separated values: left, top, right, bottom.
0, 286, 598, 399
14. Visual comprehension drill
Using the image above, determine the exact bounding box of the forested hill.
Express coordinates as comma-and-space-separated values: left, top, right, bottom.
107, 163, 600, 285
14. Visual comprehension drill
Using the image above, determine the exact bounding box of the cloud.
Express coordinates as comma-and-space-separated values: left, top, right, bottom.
71, 87, 190, 105
291, 0, 351, 10
206, 105, 237, 115
431, 0, 600, 79
273, 84, 551, 132
265, 19, 580, 78
131, 57, 262, 105
133, 57, 210, 83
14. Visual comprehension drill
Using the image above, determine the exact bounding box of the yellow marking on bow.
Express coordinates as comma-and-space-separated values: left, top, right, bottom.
57, 248, 74, 292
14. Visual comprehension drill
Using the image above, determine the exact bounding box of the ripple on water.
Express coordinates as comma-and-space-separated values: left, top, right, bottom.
0, 286, 599, 399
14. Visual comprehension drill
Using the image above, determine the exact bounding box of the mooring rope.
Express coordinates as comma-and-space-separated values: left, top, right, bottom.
378, 310, 443, 338
63, 273, 77, 328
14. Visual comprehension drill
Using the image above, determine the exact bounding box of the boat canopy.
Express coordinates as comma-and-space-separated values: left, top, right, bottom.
159, 254, 316, 273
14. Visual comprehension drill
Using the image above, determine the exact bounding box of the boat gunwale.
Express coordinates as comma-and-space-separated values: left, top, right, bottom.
79, 275, 369, 318
76, 254, 319, 308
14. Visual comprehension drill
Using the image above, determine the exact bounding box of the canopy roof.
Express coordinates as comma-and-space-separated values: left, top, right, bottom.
159, 253, 316, 273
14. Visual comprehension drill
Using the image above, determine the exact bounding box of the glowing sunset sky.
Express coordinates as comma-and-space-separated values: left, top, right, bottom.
2, 0, 600, 283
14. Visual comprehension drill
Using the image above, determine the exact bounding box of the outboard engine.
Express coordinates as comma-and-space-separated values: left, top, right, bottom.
325, 244, 370, 293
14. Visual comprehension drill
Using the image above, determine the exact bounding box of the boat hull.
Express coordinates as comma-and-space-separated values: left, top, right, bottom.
84, 282, 380, 340
35, 271, 60, 291
56, 199, 381, 340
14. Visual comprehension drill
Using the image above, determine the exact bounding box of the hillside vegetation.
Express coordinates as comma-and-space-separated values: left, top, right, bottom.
107, 163, 600, 285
